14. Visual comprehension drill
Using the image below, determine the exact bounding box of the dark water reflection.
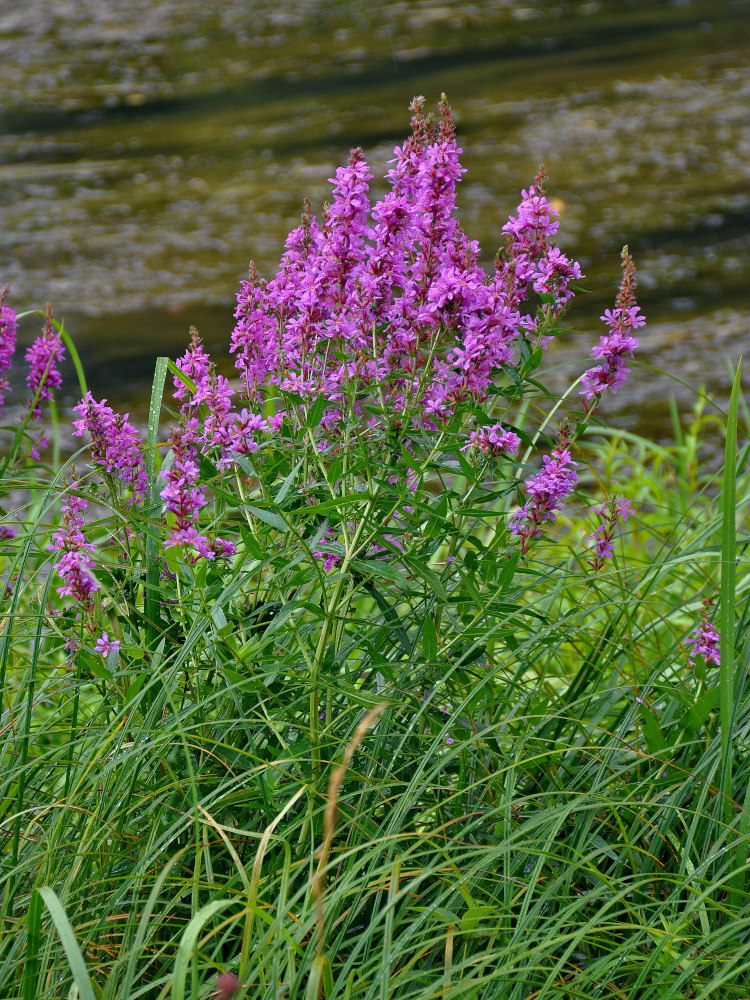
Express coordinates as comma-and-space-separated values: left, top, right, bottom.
1, 0, 749, 437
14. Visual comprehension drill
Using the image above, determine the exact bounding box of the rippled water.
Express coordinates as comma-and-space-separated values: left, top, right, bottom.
1, 0, 749, 434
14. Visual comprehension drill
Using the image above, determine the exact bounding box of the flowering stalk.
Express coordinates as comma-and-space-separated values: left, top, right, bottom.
686, 606, 721, 669
50, 485, 98, 611
587, 495, 633, 571
581, 247, 644, 409
461, 423, 520, 459
26, 303, 65, 421
160, 417, 235, 562
509, 430, 578, 555
73, 393, 148, 502
0, 286, 17, 416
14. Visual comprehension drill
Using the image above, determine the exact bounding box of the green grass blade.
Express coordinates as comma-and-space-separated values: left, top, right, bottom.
170, 899, 235, 1000
22, 885, 43, 1000
719, 361, 741, 826
37, 887, 98, 1000
52, 317, 88, 397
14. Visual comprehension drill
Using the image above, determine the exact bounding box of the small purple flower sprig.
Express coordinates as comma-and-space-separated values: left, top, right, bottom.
686, 603, 721, 671
73, 393, 148, 503
0, 285, 17, 415
586, 495, 633, 571
509, 427, 578, 555
26, 303, 65, 456
50, 481, 98, 612
581, 247, 645, 411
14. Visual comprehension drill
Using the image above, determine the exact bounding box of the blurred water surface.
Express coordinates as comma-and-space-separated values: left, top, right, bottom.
1, 0, 749, 434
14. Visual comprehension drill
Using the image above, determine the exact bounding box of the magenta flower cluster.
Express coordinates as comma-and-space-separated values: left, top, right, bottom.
509, 434, 578, 554
230, 97, 584, 448
160, 417, 235, 561
686, 618, 721, 668
587, 495, 633, 570
26, 304, 65, 421
0, 294, 17, 414
580, 247, 645, 405
73, 393, 148, 502
462, 423, 520, 458
50, 488, 98, 609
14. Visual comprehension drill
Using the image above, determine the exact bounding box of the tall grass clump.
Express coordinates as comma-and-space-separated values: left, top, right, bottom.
1, 96, 749, 1000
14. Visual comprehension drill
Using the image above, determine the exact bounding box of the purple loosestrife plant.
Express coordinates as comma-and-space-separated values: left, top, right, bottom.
73, 393, 148, 503
158, 96, 644, 575
50, 484, 98, 611
581, 247, 644, 409
26, 303, 65, 422
0, 287, 17, 415
686, 614, 721, 669
587, 495, 633, 571
509, 430, 579, 555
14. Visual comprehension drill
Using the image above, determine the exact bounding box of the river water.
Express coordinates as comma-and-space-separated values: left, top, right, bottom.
1, 0, 749, 438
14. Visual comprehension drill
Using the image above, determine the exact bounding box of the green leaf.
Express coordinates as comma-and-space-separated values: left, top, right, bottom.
23, 884, 43, 1000
351, 558, 412, 593
274, 459, 304, 505
681, 686, 718, 733
333, 678, 387, 708
460, 904, 498, 936
404, 556, 448, 602
166, 358, 196, 396
422, 614, 437, 660
246, 504, 290, 533
639, 705, 667, 754
305, 395, 326, 429
37, 888, 98, 1000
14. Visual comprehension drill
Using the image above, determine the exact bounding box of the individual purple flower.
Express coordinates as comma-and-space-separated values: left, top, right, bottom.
26, 303, 65, 421
461, 423, 520, 458
95, 632, 120, 657
0, 287, 17, 415
73, 393, 147, 502
586, 494, 633, 571
509, 432, 578, 554
313, 528, 341, 572
580, 247, 645, 407
686, 617, 721, 669
50, 487, 98, 610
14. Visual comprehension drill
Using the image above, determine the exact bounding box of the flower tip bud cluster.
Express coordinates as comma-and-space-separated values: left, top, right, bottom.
586, 494, 633, 570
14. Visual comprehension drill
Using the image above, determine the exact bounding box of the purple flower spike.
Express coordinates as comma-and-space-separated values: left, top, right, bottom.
0, 287, 17, 415
26, 303, 65, 421
73, 393, 148, 502
587, 494, 633, 571
509, 432, 578, 554
686, 617, 720, 668
50, 487, 98, 610
581, 247, 644, 407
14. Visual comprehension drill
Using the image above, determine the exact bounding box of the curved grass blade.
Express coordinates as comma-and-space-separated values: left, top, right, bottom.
37, 887, 98, 1000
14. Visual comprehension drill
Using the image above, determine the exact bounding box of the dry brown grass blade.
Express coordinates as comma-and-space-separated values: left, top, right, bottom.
312, 702, 389, 959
